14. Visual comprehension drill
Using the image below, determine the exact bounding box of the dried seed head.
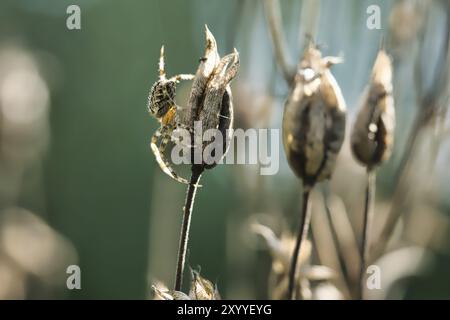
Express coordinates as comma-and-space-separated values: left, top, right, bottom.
252, 223, 312, 274
252, 223, 338, 300
152, 284, 191, 300
351, 50, 395, 169
152, 271, 220, 300
178, 25, 239, 171
188, 269, 221, 300
282, 45, 347, 188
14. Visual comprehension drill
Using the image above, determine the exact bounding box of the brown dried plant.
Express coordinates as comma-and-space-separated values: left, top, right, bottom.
153, 270, 220, 300
351, 49, 395, 299
173, 26, 239, 293
372, 0, 450, 262
147, 26, 239, 294
283, 44, 346, 300
264, 0, 346, 300
252, 223, 341, 300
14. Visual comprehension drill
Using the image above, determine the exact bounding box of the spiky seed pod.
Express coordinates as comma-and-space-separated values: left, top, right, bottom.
351, 50, 395, 170
283, 45, 347, 189
152, 271, 220, 300
152, 285, 191, 300
188, 270, 221, 300
178, 25, 239, 171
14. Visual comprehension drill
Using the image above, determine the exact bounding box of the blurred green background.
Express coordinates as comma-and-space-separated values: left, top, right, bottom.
0, 0, 449, 299
0, 0, 249, 299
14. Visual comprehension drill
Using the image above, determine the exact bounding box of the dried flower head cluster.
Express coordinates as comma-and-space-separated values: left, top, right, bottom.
282, 44, 347, 189
153, 270, 220, 300
351, 50, 395, 170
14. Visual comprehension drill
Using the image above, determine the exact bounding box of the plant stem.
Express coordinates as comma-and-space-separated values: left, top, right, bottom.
372, 3, 450, 262
323, 187, 352, 298
174, 166, 203, 291
288, 189, 311, 300
263, 0, 295, 84
358, 169, 375, 300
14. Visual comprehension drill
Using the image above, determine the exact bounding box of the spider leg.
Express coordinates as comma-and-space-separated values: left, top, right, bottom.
168, 74, 195, 82
171, 123, 196, 151
150, 126, 190, 185
159, 46, 166, 80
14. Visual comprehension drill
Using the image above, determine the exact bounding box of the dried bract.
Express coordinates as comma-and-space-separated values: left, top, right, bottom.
189, 270, 221, 300
152, 284, 191, 300
253, 223, 338, 300
152, 271, 220, 300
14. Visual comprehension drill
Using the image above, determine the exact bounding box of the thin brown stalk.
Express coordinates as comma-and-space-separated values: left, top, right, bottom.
358, 169, 375, 300
174, 166, 203, 291
298, 0, 321, 50
263, 0, 295, 84
322, 188, 352, 298
288, 189, 311, 300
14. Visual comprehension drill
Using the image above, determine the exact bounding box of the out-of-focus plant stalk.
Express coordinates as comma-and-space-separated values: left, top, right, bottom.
287, 190, 311, 299
372, 1, 450, 262
351, 49, 395, 299
358, 169, 375, 299
263, 0, 295, 84
282, 47, 346, 299
264, 0, 346, 300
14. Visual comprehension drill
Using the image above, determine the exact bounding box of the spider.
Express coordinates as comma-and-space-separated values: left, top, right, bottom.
147, 46, 194, 184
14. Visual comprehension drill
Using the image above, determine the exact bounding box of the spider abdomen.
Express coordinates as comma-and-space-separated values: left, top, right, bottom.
148, 80, 177, 119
